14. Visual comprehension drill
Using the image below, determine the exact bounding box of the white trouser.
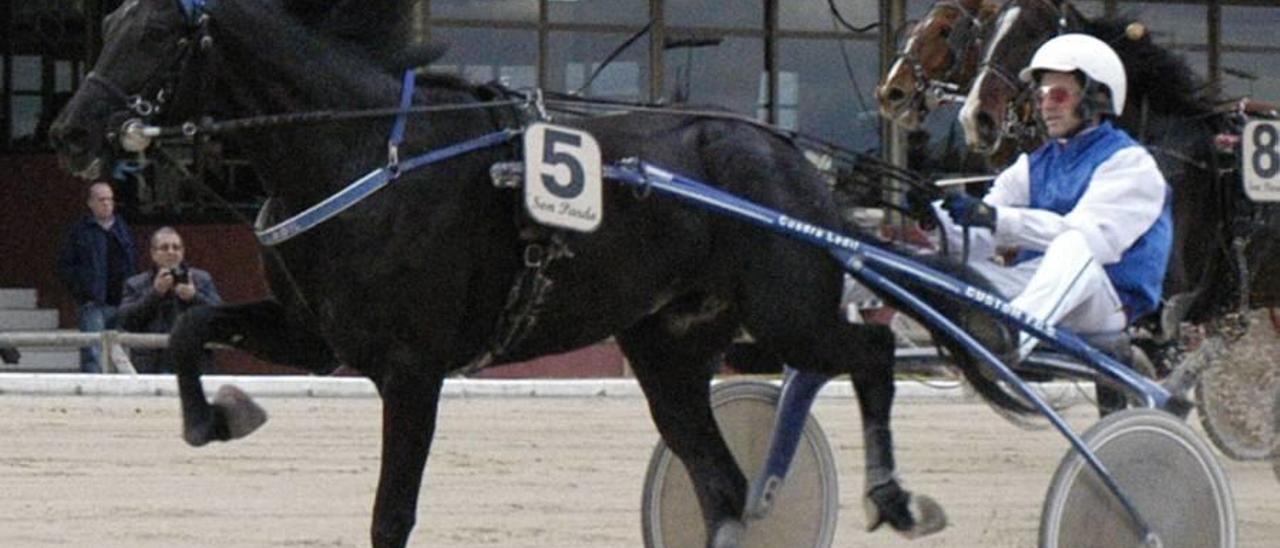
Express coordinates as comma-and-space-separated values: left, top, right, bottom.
957, 230, 1127, 357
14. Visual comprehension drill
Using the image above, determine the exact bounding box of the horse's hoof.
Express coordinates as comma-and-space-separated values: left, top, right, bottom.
863, 484, 947, 539
183, 426, 212, 447
710, 519, 745, 548
212, 384, 268, 440
900, 493, 946, 539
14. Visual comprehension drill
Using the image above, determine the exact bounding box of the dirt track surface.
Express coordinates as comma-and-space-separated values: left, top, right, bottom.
0, 392, 1275, 547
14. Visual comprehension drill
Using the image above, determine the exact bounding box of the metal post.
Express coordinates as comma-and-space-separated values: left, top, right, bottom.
1207, 0, 1221, 93
648, 0, 664, 102
763, 0, 778, 125
880, 0, 908, 216
101, 330, 116, 373
2, 0, 12, 149
537, 0, 548, 92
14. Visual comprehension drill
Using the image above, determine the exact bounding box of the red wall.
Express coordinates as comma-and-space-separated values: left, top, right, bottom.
0, 154, 625, 377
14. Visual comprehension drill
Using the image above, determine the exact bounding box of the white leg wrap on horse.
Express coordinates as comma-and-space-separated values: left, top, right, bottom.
1010, 231, 1126, 358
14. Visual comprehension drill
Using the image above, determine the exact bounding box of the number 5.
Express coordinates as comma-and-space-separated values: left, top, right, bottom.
540, 128, 586, 198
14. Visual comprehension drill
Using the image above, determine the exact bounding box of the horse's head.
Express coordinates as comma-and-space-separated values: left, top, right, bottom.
958, 0, 1082, 156
50, 0, 207, 180
877, 0, 996, 130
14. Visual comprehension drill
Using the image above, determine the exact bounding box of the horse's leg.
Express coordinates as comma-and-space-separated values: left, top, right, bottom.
845, 324, 947, 538
616, 295, 745, 548
369, 367, 446, 548
752, 315, 946, 539
170, 299, 340, 446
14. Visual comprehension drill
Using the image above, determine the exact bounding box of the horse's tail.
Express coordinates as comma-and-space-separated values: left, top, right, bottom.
928, 326, 1040, 416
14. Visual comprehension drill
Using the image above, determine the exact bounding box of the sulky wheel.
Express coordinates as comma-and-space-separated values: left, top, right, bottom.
641, 379, 838, 548
1040, 409, 1236, 548
1272, 383, 1280, 483
1196, 313, 1280, 461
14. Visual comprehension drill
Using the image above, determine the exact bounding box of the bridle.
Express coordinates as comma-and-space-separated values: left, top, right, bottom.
970, 0, 1077, 151
86, 0, 212, 149
893, 0, 987, 109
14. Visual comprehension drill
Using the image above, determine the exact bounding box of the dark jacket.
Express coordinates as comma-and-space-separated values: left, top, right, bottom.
55, 215, 138, 305
118, 266, 222, 373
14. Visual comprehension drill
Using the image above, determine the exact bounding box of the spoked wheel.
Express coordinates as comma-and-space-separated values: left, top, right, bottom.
1196, 311, 1280, 461
1040, 409, 1236, 548
641, 379, 838, 548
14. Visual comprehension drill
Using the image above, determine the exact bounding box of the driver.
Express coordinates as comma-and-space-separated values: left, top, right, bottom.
935, 33, 1172, 359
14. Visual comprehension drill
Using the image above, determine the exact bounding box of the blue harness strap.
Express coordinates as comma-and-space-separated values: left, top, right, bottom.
386, 69, 416, 172
176, 0, 207, 24
255, 129, 516, 246
254, 72, 516, 246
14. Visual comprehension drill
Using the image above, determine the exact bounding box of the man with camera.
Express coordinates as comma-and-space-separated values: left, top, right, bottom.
119, 226, 222, 374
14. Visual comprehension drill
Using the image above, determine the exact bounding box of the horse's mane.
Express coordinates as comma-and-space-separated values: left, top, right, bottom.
206, 0, 477, 113
282, 0, 413, 58
1081, 16, 1217, 119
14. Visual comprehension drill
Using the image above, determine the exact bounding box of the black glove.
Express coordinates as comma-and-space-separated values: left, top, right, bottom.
941, 192, 997, 230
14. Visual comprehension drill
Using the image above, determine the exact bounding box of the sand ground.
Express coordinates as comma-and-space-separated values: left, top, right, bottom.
0, 391, 1274, 547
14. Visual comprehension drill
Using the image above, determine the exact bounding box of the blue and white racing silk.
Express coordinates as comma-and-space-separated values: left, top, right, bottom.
981, 121, 1172, 321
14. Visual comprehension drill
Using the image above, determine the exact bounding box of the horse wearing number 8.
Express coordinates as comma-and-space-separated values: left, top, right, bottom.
48, 0, 1028, 546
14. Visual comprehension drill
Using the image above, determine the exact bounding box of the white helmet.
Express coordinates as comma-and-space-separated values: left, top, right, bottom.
1018, 34, 1127, 116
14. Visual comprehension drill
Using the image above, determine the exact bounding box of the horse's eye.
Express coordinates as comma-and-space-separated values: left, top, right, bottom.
938, 26, 951, 40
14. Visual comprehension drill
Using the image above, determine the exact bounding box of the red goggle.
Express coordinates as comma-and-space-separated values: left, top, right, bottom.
1034, 85, 1078, 106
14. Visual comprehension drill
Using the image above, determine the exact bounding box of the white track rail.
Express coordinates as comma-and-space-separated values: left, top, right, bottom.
0, 373, 1093, 403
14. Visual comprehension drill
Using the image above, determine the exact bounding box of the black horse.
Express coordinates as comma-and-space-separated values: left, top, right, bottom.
958, 0, 1280, 336
49, 1, 1023, 546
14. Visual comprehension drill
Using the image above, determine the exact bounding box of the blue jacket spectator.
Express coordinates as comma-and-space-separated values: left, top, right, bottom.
55, 182, 137, 372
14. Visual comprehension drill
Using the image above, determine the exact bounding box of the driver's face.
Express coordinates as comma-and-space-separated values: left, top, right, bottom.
1036, 71, 1085, 139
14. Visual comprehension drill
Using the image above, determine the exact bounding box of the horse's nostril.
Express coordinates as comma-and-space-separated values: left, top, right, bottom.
51, 125, 89, 153
975, 111, 996, 139
886, 87, 907, 105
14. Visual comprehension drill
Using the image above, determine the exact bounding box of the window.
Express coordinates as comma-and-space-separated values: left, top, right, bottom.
548, 30, 650, 101
1221, 5, 1280, 101
431, 0, 539, 22
777, 36, 881, 152
667, 0, 763, 29
3, 2, 89, 151
662, 36, 762, 114
549, 0, 649, 26
780, 0, 877, 32
432, 27, 540, 89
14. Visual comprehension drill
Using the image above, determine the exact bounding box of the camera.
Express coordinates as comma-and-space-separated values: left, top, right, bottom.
170, 264, 190, 284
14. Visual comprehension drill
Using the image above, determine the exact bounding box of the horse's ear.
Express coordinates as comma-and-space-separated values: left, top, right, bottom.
319, 0, 416, 48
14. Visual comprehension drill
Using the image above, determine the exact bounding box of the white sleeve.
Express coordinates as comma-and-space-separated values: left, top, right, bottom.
985, 154, 1031, 209
935, 154, 1030, 260
991, 147, 1167, 263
